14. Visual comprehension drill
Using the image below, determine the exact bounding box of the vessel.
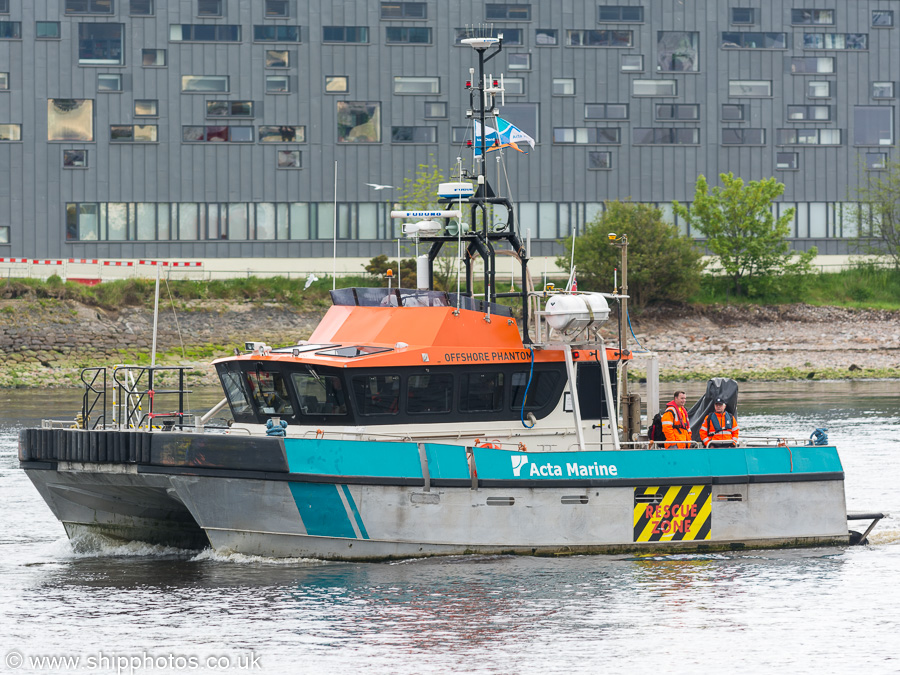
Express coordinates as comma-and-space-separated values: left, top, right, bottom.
19, 37, 884, 560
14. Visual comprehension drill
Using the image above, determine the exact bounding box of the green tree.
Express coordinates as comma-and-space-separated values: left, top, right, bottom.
557, 201, 704, 306
849, 157, 900, 268
674, 173, 816, 297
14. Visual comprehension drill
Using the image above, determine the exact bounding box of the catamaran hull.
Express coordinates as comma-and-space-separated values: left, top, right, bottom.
22, 464, 849, 560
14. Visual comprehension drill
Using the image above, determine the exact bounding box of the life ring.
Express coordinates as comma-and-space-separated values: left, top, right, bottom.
474, 438, 502, 449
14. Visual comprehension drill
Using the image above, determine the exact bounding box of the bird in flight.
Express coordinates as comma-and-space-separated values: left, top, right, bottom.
366, 183, 396, 190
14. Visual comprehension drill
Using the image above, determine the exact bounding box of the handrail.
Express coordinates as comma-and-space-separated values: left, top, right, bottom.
79, 367, 106, 429
80, 365, 193, 430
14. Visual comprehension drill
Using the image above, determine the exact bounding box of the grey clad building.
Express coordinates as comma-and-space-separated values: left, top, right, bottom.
0, 0, 895, 264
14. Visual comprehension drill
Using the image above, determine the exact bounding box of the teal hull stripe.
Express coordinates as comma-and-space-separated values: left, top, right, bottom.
340, 484, 369, 540
289, 482, 356, 539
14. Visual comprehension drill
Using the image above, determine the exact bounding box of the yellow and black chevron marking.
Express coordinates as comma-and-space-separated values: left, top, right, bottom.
633, 485, 712, 543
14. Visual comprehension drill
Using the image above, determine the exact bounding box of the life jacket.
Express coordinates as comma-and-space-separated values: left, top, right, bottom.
709, 411, 734, 432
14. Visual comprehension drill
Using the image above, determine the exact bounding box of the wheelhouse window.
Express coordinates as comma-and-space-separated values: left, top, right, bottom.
292, 372, 346, 416
510, 370, 561, 410
460, 373, 504, 413
352, 374, 400, 416
220, 370, 254, 417
78, 23, 123, 64
407, 373, 453, 414
248, 370, 295, 416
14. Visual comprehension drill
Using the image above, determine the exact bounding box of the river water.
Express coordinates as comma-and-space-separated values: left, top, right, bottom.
1, 382, 898, 674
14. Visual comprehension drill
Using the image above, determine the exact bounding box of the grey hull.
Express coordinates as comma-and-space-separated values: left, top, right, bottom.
24, 465, 848, 560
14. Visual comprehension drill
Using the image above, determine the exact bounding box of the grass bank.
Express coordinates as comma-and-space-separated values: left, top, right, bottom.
693, 265, 900, 310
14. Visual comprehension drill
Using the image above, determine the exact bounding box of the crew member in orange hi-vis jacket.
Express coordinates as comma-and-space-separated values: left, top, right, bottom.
699, 397, 739, 448
661, 390, 692, 449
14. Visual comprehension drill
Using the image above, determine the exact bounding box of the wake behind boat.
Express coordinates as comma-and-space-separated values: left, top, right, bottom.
18, 36, 884, 560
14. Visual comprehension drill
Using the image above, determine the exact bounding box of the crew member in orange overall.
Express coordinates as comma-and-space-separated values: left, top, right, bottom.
661, 390, 692, 449
699, 397, 739, 448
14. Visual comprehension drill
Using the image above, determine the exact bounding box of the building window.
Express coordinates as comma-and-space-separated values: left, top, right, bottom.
424, 101, 446, 118
391, 126, 437, 143
170, 24, 241, 41
277, 151, 301, 169
722, 128, 765, 145
78, 23, 123, 64
337, 102, 381, 143
791, 10, 834, 25
621, 54, 643, 72
36, 22, 61, 39
451, 127, 469, 143
182, 126, 251, 143
130, 0, 153, 15
866, 152, 888, 170
854, 106, 893, 146
259, 125, 304, 142
657, 32, 699, 71
393, 76, 439, 94
266, 50, 289, 67
197, 0, 222, 17
206, 100, 254, 117
776, 152, 799, 170
728, 80, 771, 97
486, 4, 530, 21
253, 25, 300, 41
63, 149, 88, 168
567, 29, 633, 47
0, 123, 21, 141
97, 73, 123, 91
790, 57, 834, 74
585, 103, 628, 120
0, 0, 8, 12
0, 21, 19, 39
598, 6, 643, 22
323, 26, 369, 43
873, 10, 893, 27
0, 72, 7, 90
803, 33, 868, 50
266, 75, 290, 93
553, 78, 575, 95
181, 75, 229, 92
588, 151, 612, 169
721, 32, 787, 49
134, 99, 158, 116
535, 28, 557, 45
454, 27, 523, 46
265, 0, 289, 18
48, 99, 93, 141
65, 1, 114, 15
141, 48, 166, 66
776, 128, 842, 145
656, 104, 699, 120
808, 80, 832, 98
721, 104, 745, 121
787, 105, 831, 121
503, 77, 525, 95
873, 82, 894, 99
381, 2, 426, 19
553, 128, 620, 144
633, 128, 699, 144
326, 76, 348, 93
731, 8, 756, 25
111, 124, 158, 142
509, 53, 530, 70
632, 79, 676, 96
385, 26, 431, 44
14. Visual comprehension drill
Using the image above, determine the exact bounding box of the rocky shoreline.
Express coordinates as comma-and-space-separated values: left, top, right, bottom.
1, 299, 898, 388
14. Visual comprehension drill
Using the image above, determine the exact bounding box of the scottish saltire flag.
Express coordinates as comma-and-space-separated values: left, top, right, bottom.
474, 117, 536, 155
